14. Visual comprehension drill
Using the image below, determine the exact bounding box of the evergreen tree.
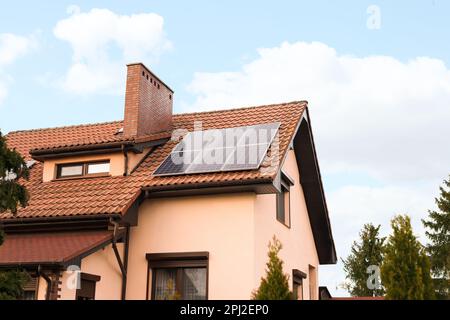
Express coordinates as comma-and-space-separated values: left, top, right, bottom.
0, 131, 30, 300
0, 270, 30, 300
0, 131, 29, 213
342, 224, 385, 297
381, 215, 434, 300
422, 175, 450, 299
252, 236, 292, 300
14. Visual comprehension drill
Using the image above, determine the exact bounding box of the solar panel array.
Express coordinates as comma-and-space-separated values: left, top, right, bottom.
153, 122, 280, 176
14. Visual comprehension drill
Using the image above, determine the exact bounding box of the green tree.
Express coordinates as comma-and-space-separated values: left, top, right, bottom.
252, 236, 292, 300
0, 131, 29, 213
422, 175, 450, 299
0, 270, 30, 300
0, 131, 30, 300
381, 215, 434, 300
342, 224, 385, 297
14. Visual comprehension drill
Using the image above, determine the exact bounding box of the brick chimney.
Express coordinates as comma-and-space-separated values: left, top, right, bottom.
123, 63, 173, 137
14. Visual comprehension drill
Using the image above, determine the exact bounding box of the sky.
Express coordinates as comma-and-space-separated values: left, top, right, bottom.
1, 1, 449, 296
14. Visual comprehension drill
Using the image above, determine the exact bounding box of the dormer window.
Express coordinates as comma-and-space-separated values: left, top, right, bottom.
56, 160, 110, 179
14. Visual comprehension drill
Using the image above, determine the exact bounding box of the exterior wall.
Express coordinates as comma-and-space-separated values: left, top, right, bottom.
126, 193, 256, 300
42, 152, 124, 182
253, 150, 319, 300
58, 243, 123, 300
80, 243, 124, 300
124, 150, 319, 300
127, 147, 151, 175
36, 276, 48, 300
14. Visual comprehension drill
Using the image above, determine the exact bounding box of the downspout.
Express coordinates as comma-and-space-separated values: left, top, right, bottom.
122, 145, 129, 176
110, 218, 128, 300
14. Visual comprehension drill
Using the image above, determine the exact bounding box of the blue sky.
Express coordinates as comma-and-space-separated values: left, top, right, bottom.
1, 1, 449, 296
1, 0, 449, 133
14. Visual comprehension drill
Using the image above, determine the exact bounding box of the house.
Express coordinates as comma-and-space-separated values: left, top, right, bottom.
0, 63, 336, 300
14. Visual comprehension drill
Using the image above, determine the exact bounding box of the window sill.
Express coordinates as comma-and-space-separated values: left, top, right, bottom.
52, 173, 111, 182
276, 218, 291, 229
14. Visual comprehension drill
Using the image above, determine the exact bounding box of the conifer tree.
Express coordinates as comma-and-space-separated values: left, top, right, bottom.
0, 131, 30, 300
252, 236, 292, 300
422, 175, 450, 299
342, 224, 385, 297
0, 131, 29, 213
381, 215, 434, 300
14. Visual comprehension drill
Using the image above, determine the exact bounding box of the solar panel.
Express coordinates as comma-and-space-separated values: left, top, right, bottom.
153, 122, 280, 176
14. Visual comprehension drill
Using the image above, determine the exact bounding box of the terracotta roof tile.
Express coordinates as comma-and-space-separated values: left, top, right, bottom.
1, 101, 306, 220
0, 230, 114, 265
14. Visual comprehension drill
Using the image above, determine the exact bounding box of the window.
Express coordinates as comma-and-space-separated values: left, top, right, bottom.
147, 252, 209, 300
21, 276, 38, 300
56, 161, 110, 179
292, 269, 307, 300
276, 172, 293, 227
75, 273, 101, 300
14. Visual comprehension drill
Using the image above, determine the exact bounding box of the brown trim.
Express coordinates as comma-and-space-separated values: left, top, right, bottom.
293, 114, 337, 264
80, 272, 101, 282
31, 145, 127, 161
52, 173, 110, 182
76, 272, 99, 300
143, 178, 276, 199
281, 171, 295, 186
145, 263, 151, 300
293, 269, 307, 280
292, 269, 305, 301
276, 178, 291, 228
121, 225, 130, 300
3, 218, 111, 234
56, 160, 110, 180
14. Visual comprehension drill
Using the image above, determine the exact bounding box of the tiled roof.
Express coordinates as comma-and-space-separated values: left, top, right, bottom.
0, 230, 115, 265
1, 101, 306, 220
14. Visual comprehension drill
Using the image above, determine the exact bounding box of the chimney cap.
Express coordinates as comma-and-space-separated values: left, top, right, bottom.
126, 62, 174, 93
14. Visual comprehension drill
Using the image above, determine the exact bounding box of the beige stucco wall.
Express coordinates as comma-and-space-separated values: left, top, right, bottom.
126, 193, 256, 300
254, 150, 319, 300
36, 276, 48, 300
58, 243, 123, 300
125, 151, 319, 300
127, 147, 151, 175
42, 152, 125, 182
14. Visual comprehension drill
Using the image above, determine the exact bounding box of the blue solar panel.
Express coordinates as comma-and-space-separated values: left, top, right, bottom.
153, 122, 280, 176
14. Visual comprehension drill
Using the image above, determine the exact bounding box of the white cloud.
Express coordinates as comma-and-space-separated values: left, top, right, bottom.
186, 41, 450, 183
0, 33, 36, 105
53, 7, 172, 94
185, 41, 450, 296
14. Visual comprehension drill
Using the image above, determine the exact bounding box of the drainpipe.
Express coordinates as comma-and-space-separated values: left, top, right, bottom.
122, 145, 129, 176
110, 218, 128, 300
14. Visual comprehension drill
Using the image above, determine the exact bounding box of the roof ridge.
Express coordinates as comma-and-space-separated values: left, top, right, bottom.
7, 120, 124, 135
173, 100, 308, 117
6, 101, 307, 135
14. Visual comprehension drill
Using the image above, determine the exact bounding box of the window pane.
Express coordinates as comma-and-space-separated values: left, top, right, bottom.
87, 162, 110, 174
284, 190, 290, 226
60, 164, 83, 177
294, 282, 303, 300
22, 291, 36, 300
182, 268, 207, 300
276, 192, 285, 223
154, 269, 178, 300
